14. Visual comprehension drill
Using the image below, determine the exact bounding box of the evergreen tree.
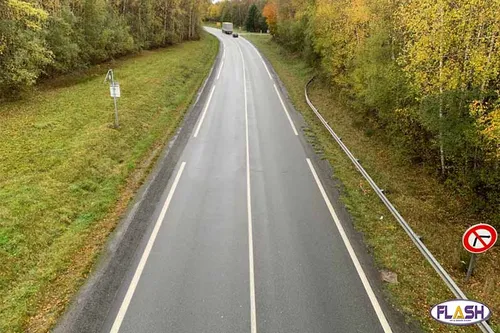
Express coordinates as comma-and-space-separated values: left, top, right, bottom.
245, 4, 260, 32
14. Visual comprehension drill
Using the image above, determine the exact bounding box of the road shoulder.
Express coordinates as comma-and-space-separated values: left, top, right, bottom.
54, 34, 223, 333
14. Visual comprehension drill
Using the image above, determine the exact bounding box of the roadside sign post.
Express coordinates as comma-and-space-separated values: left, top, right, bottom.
465, 253, 476, 282
104, 69, 121, 128
462, 223, 497, 281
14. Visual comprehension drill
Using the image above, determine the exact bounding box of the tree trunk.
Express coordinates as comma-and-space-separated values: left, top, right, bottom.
439, 91, 445, 176
438, 4, 445, 176
163, 1, 168, 44
481, 32, 497, 93
189, 3, 193, 39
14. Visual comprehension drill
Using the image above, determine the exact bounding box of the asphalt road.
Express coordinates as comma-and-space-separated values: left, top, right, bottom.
97, 27, 412, 333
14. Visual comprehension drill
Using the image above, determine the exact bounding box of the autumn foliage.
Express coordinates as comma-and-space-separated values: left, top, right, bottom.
262, 3, 277, 34
268, 0, 500, 212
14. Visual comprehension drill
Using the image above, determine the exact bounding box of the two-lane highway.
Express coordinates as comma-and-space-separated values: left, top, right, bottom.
100, 27, 408, 333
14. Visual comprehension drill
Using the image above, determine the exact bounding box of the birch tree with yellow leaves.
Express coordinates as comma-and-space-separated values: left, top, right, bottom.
397, 0, 500, 175
269, 0, 500, 210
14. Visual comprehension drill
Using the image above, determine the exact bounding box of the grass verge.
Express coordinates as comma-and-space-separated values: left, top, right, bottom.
245, 34, 499, 332
0, 33, 218, 332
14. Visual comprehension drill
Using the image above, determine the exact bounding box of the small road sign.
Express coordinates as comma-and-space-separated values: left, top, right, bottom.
110, 82, 121, 98
104, 69, 120, 128
462, 224, 497, 254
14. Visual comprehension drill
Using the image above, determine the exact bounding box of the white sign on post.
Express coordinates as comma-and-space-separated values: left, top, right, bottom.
104, 69, 120, 128
110, 82, 121, 98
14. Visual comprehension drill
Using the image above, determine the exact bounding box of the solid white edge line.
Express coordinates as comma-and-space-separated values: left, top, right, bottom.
305, 158, 393, 333
237, 43, 257, 333
273, 84, 298, 136
239, 38, 295, 137
242, 38, 272, 80
261, 59, 272, 80
110, 161, 187, 333
216, 60, 224, 80
193, 85, 216, 138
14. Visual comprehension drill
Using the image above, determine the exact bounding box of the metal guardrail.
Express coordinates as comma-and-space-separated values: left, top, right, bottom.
304, 76, 494, 333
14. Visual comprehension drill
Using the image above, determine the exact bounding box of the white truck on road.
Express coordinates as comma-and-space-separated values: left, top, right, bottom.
222, 22, 233, 34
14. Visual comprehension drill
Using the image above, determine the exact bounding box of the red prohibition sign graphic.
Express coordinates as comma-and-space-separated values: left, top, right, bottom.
462, 224, 497, 254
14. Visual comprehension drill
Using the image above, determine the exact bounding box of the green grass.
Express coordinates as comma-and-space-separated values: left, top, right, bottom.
245, 34, 500, 332
0, 33, 218, 332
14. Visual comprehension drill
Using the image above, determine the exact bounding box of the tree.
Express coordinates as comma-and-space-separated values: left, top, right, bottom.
263, 0, 500, 209
397, 0, 500, 176
245, 4, 260, 32
311, 0, 354, 85
0, 0, 209, 97
258, 13, 268, 32
262, 2, 277, 34
206, 3, 222, 22
0, 0, 52, 93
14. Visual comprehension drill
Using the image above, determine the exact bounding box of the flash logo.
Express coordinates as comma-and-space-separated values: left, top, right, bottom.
431, 300, 491, 326
436, 305, 486, 320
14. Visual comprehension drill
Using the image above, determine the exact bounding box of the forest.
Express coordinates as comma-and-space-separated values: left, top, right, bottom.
239, 0, 499, 218
0, 0, 207, 95
205, 0, 268, 32
2, 0, 500, 215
